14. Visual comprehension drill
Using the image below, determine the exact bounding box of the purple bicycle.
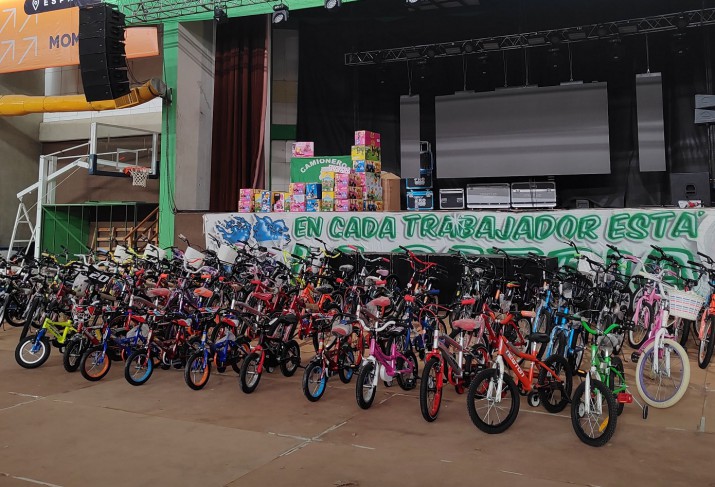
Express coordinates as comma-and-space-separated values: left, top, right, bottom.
355, 296, 419, 409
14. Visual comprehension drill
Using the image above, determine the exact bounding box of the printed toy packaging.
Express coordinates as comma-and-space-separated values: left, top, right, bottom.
289, 182, 306, 195
291, 142, 315, 158
238, 200, 253, 213
306, 199, 321, 212
306, 183, 323, 199
334, 199, 349, 212
354, 130, 381, 147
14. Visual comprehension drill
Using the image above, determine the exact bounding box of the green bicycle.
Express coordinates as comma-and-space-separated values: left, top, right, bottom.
555, 312, 647, 447
15, 304, 77, 369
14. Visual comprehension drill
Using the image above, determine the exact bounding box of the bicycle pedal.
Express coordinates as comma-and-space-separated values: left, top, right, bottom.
575, 369, 587, 378
617, 393, 633, 404
630, 352, 640, 363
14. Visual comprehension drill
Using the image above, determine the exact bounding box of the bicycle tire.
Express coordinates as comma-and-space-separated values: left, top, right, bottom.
184, 351, 211, 390
337, 344, 355, 384
698, 315, 715, 369
80, 346, 112, 382
636, 338, 690, 408
571, 379, 618, 447
537, 354, 572, 413
62, 336, 85, 373
396, 350, 418, 391
240, 353, 262, 394
280, 340, 301, 377
302, 360, 327, 402
124, 349, 153, 386
355, 361, 377, 410
15, 335, 51, 369
628, 302, 653, 349
466, 368, 520, 434
419, 357, 443, 422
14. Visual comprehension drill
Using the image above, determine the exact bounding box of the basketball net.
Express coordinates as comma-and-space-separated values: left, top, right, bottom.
123, 167, 150, 187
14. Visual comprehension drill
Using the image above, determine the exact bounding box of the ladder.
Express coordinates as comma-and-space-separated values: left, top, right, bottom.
6, 201, 36, 259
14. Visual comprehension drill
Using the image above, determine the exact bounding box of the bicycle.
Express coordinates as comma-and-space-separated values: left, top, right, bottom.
466, 326, 572, 434
686, 252, 715, 369
15, 303, 78, 369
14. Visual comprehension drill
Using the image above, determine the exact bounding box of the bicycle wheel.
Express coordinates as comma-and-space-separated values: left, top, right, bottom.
280, 340, 301, 377
184, 351, 211, 390
80, 346, 112, 382
302, 360, 327, 402
698, 315, 715, 369
609, 356, 626, 416
568, 328, 587, 373
124, 349, 153, 386
571, 379, 618, 447
537, 354, 572, 413
5, 292, 28, 327
420, 357, 443, 422
636, 338, 690, 408
355, 361, 377, 410
240, 353, 262, 394
62, 336, 85, 373
670, 317, 690, 348
15, 335, 51, 369
337, 345, 355, 384
628, 302, 653, 349
466, 368, 520, 434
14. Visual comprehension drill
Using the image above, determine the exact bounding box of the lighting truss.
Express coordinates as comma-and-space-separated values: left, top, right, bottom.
345, 8, 715, 66
122, 0, 275, 24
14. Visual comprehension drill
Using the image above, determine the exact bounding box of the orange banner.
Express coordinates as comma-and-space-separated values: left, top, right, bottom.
0, 1, 159, 74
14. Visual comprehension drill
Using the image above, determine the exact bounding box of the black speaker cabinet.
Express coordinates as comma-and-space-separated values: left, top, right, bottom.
79, 4, 129, 102
669, 172, 711, 207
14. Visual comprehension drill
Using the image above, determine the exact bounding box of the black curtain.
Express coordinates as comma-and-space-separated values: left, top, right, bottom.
295, 0, 715, 207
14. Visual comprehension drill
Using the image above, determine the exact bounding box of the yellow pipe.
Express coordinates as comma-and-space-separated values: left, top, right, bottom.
0, 78, 167, 116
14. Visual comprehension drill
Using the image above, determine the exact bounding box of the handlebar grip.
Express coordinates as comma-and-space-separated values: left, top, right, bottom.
606, 244, 617, 251
316, 238, 326, 245
399, 245, 409, 252
382, 257, 390, 263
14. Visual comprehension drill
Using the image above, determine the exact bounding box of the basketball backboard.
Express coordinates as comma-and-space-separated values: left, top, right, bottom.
88, 122, 160, 179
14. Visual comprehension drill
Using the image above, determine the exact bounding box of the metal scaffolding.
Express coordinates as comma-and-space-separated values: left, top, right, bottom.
122, 0, 273, 23
345, 8, 715, 66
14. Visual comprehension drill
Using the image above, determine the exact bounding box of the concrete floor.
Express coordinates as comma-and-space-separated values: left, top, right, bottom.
1, 326, 714, 487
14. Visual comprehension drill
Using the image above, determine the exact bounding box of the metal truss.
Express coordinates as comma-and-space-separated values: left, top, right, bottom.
345, 8, 715, 66
122, 0, 274, 24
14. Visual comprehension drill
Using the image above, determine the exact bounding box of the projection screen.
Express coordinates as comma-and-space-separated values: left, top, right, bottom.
435, 83, 611, 178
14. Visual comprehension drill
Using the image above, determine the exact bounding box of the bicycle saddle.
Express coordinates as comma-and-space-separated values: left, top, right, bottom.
453, 319, 479, 332
339, 265, 354, 273
385, 326, 406, 337
527, 333, 550, 344
315, 285, 333, 295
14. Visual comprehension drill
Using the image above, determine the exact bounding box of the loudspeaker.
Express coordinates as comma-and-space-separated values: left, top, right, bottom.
669, 172, 711, 206
79, 4, 129, 102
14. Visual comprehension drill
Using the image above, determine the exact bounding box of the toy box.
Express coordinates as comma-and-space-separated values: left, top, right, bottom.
349, 199, 364, 212
375, 201, 384, 211
291, 142, 314, 158
306, 183, 322, 199
240, 188, 261, 201
306, 199, 321, 212
335, 186, 349, 199
322, 191, 334, 205
348, 186, 364, 200
320, 199, 333, 212
351, 145, 381, 162
319, 171, 335, 191
291, 194, 306, 204
355, 130, 381, 147
290, 201, 306, 212
238, 200, 253, 213
367, 160, 381, 173
334, 199, 350, 212
364, 200, 379, 212
353, 160, 366, 173
351, 172, 379, 188
335, 173, 350, 186
289, 182, 306, 195
272, 192, 287, 212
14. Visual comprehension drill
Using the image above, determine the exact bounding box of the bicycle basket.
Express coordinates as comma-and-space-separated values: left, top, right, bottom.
667, 288, 706, 321
217, 245, 238, 265
113, 245, 131, 264
142, 243, 167, 262
183, 246, 205, 271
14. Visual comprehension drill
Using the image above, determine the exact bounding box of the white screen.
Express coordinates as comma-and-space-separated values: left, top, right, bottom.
435, 83, 611, 178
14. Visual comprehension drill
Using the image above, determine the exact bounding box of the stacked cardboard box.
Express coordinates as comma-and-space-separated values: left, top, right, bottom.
289, 183, 306, 212
239, 189, 266, 213
350, 130, 383, 211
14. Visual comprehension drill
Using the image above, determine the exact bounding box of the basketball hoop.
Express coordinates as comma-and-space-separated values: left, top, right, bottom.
123, 166, 150, 187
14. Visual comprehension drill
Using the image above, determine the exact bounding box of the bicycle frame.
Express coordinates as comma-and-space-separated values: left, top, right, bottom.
36, 316, 77, 345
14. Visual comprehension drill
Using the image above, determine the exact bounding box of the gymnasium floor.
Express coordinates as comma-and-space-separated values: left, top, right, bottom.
0, 326, 713, 487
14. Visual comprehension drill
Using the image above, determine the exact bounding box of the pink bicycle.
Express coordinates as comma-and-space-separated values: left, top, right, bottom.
355, 296, 418, 409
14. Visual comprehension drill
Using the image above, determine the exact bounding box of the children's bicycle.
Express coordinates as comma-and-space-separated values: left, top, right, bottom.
466, 327, 571, 434
15, 302, 77, 369
355, 296, 418, 409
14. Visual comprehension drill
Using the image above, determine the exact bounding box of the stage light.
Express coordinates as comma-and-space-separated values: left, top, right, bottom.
324, 0, 341, 9
272, 3, 289, 24
214, 6, 228, 23
405, 49, 421, 59
483, 40, 500, 50
671, 32, 688, 56
596, 24, 609, 38
444, 43, 462, 55
405, 0, 421, 4
617, 24, 638, 35
566, 29, 587, 41
462, 42, 474, 54
424, 46, 438, 58
527, 35, 546, 46
675, 14, 689, 30
549, 33, 562, 45
609, 37, 624, 62
548, 46, 561, 69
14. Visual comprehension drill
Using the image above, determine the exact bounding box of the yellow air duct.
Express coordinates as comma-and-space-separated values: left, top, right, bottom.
0, 78, 167, 116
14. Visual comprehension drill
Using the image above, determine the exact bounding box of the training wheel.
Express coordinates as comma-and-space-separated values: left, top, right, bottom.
642, 405, 649, 420
527, 391, 540, 407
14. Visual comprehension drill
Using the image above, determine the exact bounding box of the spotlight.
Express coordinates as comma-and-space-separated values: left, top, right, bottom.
324, 0, 341, 9
675, 14, 689, 30
617, 24, 638, 35
548, 33, 562, 45
527, 35, 547, 46
405, 49, 421, 59
672, 32, 688, 56
405, 0, 421, 4
462, 42, 474, 54
444, 43, 462, 55
214, 7, 228, 23
424, 46, 438, 59
272, 3, 289, 24
596, 24, 609, 38
566, 29, 587, 41
483, 40, 500, 51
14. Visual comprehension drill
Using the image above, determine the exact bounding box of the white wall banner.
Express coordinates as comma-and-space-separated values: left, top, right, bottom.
204, 209, 715, 270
